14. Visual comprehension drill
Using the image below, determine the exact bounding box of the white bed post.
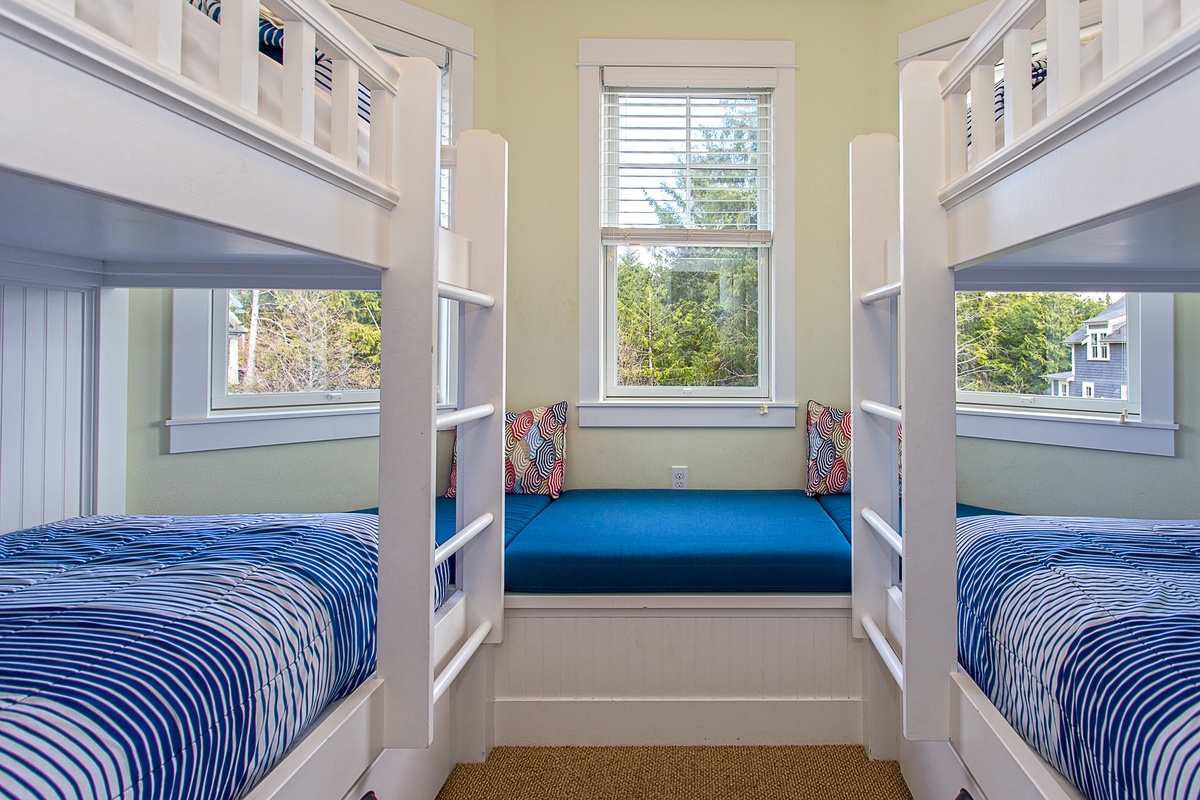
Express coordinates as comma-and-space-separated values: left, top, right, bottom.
849, 134, 902, 760
379, 56, 443, 750
898, 60, 957, 743
449, 130, 507, 762
452, 130, 507, 646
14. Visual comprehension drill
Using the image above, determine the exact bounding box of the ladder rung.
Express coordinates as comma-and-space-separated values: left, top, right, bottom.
860, 399, 902, 423
861, 507, 903, 556
434, 511, 494, 567
859, 282, 901, 304
861, 614, 904, 690
438, 281, 495, 308
432, 619, 492, 702
436, 403, 495, 430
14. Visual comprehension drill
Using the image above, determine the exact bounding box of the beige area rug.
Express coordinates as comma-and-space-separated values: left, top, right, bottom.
437, 744, 913, 800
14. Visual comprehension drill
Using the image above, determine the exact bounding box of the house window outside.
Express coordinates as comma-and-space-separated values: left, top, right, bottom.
577, 40, 797, 427
1087, 330, 1110, 361
1082, 382, 1096, 398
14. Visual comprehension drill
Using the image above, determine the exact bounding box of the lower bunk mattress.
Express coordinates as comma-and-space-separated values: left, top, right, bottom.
0, 513, 378, 800
504, 489, 851, 593
957, 515, 1200, 800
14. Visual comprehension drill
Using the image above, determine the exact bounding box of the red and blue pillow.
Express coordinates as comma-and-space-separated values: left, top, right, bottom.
446, 401, 567, 499
806, 400, 852, 496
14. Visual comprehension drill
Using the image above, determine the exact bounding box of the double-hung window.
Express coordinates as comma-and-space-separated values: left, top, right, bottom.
578, 40, 796, 427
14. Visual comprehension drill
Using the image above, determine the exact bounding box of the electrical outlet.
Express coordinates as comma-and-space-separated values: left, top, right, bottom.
671, 466, 688, 489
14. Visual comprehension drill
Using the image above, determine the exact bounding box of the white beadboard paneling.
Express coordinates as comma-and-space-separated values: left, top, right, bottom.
0, 285, 92, 534
497, 605, 863, 702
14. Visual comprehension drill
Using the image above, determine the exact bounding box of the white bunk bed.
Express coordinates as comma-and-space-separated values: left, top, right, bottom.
850, 1, 1200, 799
0, 0, 506, 797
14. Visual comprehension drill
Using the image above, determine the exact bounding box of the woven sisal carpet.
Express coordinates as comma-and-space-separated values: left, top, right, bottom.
437, 745, 912, 800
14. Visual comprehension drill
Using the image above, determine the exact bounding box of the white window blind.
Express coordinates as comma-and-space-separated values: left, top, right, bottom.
601, 86, 772, 244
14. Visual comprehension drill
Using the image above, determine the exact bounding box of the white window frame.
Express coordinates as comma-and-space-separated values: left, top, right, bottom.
168, 3, 473, 453
956, 293, 1177, 457
577, 39, 797, 428
1086, 329, 1110, 361
1082, 381, 1096, 398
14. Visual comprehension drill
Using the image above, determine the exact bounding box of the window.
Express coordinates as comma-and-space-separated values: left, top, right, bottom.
578, 39, 796, 427
955, 292, 1177, 456
168, 2, 473, 453
1086, 329, 1110, 361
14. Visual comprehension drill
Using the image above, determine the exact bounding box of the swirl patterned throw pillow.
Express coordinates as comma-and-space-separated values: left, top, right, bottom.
806, 400, 852, 496
446, 401, 567, 499
504, 401, 567, 497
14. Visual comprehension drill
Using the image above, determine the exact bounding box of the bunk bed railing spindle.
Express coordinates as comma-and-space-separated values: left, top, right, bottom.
330, 58, 359, 165
1046, 0, 1082, 113
218, 0, 259, 112
281, 18, 316, 143
1003, 27, 1033, 143
132, 0, 181, 70
1102, 0, 1146, 77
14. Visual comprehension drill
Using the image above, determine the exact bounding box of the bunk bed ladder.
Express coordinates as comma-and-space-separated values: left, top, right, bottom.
379, 56, 508, 750
850, 133, 905, 756
850, 62, 958, 752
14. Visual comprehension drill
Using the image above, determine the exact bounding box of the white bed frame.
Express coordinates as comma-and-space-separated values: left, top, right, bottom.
0, 0, 507, 797
851, 1, 1200, 798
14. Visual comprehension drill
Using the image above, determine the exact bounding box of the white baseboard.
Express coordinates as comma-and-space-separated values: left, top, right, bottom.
495, 698, 862, 746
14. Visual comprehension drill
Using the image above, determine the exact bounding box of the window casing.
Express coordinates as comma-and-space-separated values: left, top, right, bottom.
577, 40, 797, 427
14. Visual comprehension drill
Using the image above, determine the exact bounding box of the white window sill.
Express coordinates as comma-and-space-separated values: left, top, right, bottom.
166, 404, 459, 453
956, 405, 1177, 456
167, 405, 380, 453
578, 401, 797, 428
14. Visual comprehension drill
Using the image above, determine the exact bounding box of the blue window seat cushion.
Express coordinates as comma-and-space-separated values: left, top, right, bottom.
504, 489, 851, 593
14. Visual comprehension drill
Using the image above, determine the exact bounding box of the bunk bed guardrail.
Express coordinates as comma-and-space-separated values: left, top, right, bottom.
2, 0, 399, 204
940, 0, 1200, 204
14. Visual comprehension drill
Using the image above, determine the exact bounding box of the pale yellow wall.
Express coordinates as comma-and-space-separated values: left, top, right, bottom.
124, 0, 1200, 518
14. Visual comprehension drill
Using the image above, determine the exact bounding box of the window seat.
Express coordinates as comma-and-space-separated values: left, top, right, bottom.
502, 489, 850, 594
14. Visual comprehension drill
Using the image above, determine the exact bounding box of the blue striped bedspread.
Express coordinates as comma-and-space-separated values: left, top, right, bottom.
0, 513, 380, 800
958, 515, 1200, 800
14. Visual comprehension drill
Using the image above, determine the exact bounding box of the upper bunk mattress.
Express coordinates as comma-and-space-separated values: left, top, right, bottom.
0, 513, 377, 800
504, 489, 850, 593
957, 515, 1200, 800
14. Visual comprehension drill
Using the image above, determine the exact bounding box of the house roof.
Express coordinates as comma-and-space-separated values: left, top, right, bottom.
1043, 370, 1074, 380
1063, 297, 1127, 345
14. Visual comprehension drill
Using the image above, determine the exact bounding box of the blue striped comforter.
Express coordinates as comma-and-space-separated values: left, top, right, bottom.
0, 513, 380, 800
958, 516, 1200, 800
